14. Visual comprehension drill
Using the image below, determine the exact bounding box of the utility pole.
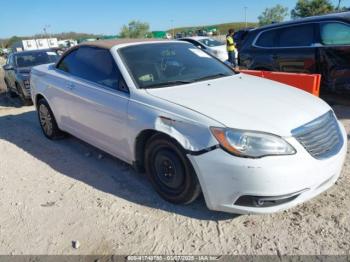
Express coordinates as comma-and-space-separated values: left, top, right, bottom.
244, 6, 248, 28
171, 19, 175, 39
43, 24, 51, 38
337, 0, 342, 10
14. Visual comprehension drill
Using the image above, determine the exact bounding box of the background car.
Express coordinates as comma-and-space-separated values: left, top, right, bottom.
179, 36, 228, 61
3, 49, 60, 105
239, 12, 350, 94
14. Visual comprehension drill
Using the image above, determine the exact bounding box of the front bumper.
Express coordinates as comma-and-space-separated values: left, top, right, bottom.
188, 122, 347, 214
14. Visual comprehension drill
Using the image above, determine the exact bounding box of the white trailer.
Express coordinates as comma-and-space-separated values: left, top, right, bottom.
21, 40, 38, 51
13, 38, 59, 52
36, 38, 59, 49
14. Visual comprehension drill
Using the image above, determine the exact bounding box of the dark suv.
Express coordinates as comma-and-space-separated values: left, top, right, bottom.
239, 12, 350, 93
3, 49, 60, 105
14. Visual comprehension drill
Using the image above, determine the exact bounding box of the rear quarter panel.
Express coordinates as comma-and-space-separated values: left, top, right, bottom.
238, 31, 275, 71
30, 64, 68, 129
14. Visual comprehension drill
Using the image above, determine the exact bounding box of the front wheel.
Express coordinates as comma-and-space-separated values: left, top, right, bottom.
145, 135, 201, 204
4, 79, 17, 97
37, 99, 64, 139
16, 83, 32, 106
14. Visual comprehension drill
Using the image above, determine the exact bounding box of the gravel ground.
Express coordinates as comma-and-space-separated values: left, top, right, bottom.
0, 67, 349, 255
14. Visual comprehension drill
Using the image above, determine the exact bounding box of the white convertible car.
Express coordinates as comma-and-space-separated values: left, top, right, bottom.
30, 39, 347, 214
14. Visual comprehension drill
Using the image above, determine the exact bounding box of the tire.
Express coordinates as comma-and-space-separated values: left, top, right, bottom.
37, 98, 64, 139
4, 79, 17, 97
145, 134, 201, 204
16, 83, 33, 106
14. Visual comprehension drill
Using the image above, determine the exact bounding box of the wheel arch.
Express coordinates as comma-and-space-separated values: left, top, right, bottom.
35, 93, 47, 108
34, 93, 59, 124
133, 129, 187, 172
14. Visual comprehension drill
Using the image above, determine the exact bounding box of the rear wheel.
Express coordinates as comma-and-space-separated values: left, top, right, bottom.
145, 135, 201, 204
37, 98, 64, 139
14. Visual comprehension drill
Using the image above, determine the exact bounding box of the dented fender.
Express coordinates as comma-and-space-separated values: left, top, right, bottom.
126, 91, 222, 162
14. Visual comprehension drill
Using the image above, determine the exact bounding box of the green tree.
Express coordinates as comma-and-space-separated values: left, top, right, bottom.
5, 36, 22, 48
120, 20, 150, 38
291, 0, 335, 19
258, 5, 289, 26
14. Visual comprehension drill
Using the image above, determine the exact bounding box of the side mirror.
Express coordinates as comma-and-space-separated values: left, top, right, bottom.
3, 64, 14, 71
197, 45, 202, 49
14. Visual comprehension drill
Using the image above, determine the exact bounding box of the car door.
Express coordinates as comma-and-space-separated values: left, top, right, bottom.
272, 24, 318, 74
317, 21, 350, 92
3, 55, 11, 85
56, 46, 130, 161
5, 54, 16, 88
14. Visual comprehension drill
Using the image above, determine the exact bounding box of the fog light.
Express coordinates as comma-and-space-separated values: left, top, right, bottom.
255, 199, 265, 207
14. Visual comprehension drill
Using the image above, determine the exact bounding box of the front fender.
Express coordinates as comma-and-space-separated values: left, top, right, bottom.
127, 95, 221, 162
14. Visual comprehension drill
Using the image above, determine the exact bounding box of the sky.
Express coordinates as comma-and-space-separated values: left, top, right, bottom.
0, 0, 346, 38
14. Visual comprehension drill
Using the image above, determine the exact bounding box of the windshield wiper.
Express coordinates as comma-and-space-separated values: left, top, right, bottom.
141, 73, 229, 89
144, 80, 193, 89
191, 73, 228, 83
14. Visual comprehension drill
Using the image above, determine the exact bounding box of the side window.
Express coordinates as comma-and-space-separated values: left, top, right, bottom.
57, 49, 78, 73
277, 24, 314, 47
57, 47, 126, 92
255, 30, 278, 47
6, 55, 10, 65
8, 55, 14, 65
321, 22, 350, 45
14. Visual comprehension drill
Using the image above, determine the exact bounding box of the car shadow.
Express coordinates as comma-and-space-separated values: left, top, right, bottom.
0, 110, 238, 221
0, 92, 24, 108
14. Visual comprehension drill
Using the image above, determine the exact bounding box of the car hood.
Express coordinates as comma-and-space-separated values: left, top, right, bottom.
17, 67, 32, 75
146, 73, 331, 137
210, 45, 226, 52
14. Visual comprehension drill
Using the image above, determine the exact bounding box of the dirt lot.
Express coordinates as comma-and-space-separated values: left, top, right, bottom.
0, 66, 349, 255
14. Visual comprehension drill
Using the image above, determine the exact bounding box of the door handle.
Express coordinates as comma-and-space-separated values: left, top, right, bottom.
66, 82, 75, 90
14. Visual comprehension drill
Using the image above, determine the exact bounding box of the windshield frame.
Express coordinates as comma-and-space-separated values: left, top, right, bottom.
117, 42, 237, 89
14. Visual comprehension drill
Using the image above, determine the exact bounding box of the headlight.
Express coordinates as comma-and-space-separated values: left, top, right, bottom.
210, 127, 296, 158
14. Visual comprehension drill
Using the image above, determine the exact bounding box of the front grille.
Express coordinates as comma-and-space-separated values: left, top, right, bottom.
292, 111, 343, 159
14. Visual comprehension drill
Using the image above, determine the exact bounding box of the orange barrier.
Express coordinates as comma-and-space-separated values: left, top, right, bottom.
240, 70, 321, 97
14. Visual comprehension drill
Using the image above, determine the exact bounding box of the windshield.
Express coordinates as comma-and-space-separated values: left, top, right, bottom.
119, 43, 235, 89
15, 51, 60, 68
198, 38, 224, 47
